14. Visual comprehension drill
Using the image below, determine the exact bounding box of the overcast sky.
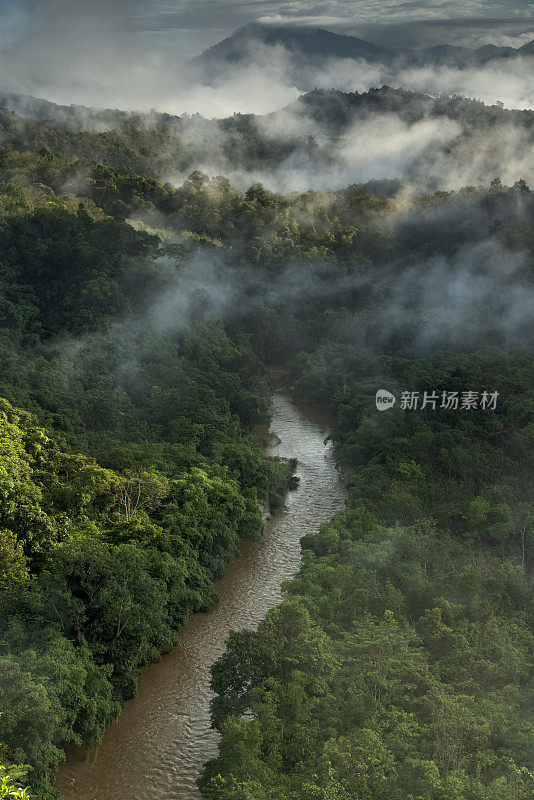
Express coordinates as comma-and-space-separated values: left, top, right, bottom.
0, 0, 533, 112
2, 1, 533, 58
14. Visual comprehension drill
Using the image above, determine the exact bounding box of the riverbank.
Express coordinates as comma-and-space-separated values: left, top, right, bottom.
55, 391, 346, 800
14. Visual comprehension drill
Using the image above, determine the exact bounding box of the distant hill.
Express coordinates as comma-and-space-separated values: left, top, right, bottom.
265, 85, 534, 137
188, 22, 393, 69
0, 91, 151, 131
3, 24, 532, 128
185, 21, 528, 86
2, 84, 532, 145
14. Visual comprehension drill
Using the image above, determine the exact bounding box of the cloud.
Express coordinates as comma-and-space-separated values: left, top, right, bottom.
0, 0, 532, 118
68, 229, 534, 362
0, 2, 300, 114
235, 110, 460, 192
0, 1, 30, 47
2, 0, 533, 109
367, 238, 534, 351
344, 16, 534, 48
392, 58, 534, 108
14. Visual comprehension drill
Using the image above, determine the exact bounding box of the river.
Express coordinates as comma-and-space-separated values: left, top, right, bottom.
55, 390, 346, 800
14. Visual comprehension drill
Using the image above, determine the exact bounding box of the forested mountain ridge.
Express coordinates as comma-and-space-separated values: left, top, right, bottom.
2, 83, 532, 136
1, 86, 533, 195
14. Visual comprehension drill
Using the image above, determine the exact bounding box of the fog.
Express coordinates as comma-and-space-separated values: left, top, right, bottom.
52, 200, 533, 386
157, 93, 533, 196
4, 44, 534, 118
3, 3, 533, 354
1, 3, 534, 117
337, 238, 534, 351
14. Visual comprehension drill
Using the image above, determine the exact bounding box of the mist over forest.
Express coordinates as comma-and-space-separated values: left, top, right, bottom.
0, 3, 533, 800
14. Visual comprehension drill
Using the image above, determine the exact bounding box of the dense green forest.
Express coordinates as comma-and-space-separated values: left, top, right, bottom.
0, 91, 533, 798
0, 107, 294, 797
201, 349, 534, 799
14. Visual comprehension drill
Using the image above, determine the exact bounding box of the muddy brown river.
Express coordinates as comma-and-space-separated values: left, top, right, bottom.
55, 391, 346, 800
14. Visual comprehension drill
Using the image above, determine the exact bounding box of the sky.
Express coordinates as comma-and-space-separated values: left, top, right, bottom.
2, 0, 533, 58
0, 0, 533, 112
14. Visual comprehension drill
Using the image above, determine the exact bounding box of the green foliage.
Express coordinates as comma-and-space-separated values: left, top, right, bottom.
0, 765, 31, 800
0, 529, 28, 605
0, 370, 284, 793
202, 348, 534, 799
0, 93, 533, 800
0, 197, 287, 794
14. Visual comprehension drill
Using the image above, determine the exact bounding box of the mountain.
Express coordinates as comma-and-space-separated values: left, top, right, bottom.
185, 21, 527, 86
187, 22, 394, 71
271, 86, 534, 137
406, 42, 515, 66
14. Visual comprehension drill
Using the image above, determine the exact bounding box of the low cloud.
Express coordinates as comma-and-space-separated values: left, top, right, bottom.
1, 2, 534, 117
357, 238, 534, 351
78, 234, 534, 360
